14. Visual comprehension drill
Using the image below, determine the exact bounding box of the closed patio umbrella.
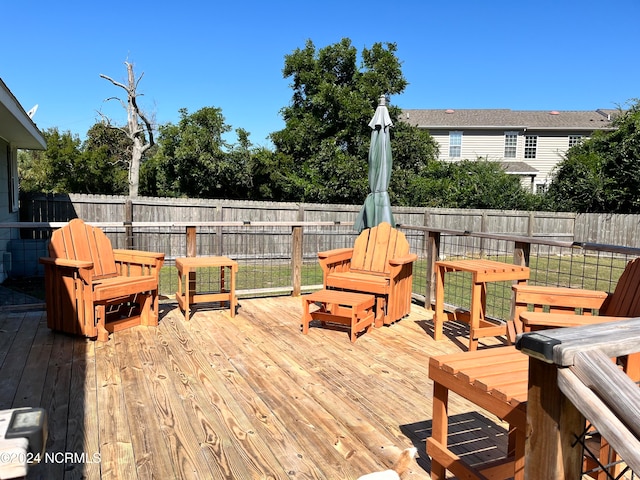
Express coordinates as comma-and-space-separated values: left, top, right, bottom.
354, 95, 395, 231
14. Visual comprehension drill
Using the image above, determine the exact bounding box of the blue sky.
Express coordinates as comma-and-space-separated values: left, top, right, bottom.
3, 0, 639, 148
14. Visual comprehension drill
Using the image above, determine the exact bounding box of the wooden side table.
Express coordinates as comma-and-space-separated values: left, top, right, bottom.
176, 256, 238, 320
302, 289, 375, 343
428, 346, 529, 480
434, 259, 529, 351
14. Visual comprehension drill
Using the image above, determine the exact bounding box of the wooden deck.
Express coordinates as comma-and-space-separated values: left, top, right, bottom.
0, 296, 510, 480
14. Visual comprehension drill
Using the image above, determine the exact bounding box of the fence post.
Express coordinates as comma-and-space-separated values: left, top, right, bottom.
426, 230, 441, 310
216, 204, 223, 256
125, 199, 134, 249
291, 226, 303, 296
480, 211, 488, 257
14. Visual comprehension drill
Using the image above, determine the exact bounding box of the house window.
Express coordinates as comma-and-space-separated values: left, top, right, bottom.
449, 131, 462, 157
568, 135, 582, 148
524, 135, 537, 159
504, 132, 517, 158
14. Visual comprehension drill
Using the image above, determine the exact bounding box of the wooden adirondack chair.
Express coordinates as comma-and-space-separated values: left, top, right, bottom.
318, 222, 417, 326
40, 219, 165, 341
509, 257, 640, 346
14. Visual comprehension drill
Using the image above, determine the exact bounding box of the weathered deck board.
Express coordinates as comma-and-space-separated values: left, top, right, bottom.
0, 296, 515, 480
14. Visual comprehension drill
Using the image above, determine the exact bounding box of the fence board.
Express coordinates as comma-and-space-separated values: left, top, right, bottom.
17, 192, 640, 250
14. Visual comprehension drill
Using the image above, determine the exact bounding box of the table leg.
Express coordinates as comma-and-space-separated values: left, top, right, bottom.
230, 264, 237, 317
434, 265, 445, 341
176, 266, 190, 321
185, 269, 192, 321
468, 281, 484, 351
429, 381, 449, 480
514, 426, 526, 480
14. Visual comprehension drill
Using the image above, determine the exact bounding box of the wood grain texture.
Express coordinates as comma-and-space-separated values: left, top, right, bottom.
2, 297, 519, 480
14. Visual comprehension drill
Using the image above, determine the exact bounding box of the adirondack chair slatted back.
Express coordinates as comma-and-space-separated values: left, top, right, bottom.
602, 257, 640, 317
49, 219, 118, 279
350, 222, 409, 275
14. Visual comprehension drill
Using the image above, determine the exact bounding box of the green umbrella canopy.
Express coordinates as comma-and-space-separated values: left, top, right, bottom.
354, 95, 395, 232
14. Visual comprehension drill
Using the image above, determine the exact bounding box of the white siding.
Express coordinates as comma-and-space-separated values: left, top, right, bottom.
0, 138, 17, 281
427, 128, 590, 184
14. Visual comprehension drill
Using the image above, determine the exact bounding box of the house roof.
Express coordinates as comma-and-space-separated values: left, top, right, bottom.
401, 108, 618, 131
0, 77, 46, 150
500, 161, 538, 175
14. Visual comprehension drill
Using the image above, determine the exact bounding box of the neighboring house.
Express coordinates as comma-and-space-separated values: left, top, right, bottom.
0, 78, 47, 281
401, 108, 617, 192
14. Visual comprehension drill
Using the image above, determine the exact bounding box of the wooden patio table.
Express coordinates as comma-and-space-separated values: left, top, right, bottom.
434, 259, 530, 351
176, 256, 238, 320
428, 346, 529, 480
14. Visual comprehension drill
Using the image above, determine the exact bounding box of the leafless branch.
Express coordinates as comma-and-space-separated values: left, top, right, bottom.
99, 73, 128, 92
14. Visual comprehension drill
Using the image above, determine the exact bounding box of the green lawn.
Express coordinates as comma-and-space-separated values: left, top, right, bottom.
2, 255, 629, 321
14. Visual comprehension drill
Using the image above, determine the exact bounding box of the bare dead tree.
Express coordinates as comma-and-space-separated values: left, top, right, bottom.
100, 61, 154, 198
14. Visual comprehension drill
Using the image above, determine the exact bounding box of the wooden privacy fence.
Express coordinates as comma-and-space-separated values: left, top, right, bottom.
19, 191, 640, 250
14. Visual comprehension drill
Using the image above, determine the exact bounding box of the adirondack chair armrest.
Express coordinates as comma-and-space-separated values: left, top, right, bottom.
113, 249, 164, 279
512, 284, 609, 310
521, 312, 631, 329
39, 256, 94, 270
39, 256, 94, 284
389, 253, 418, 266
113, 249, 165, 267
318, 248, 354, 267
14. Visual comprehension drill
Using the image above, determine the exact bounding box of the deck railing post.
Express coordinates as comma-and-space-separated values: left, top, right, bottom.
426, 230, 441, 310
524, 357, 585, 479
291, 226, 303, 296
511, 240, 531, 322
186, 226, 197, 257
513, 240, 530, 267
186, 225, 197, 299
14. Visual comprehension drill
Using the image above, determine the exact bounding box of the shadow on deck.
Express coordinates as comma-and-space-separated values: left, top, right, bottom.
0, 297, 508, 480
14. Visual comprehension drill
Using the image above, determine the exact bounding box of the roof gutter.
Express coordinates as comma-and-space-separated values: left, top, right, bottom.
0, 78, 47, 150
416, 124, 615, 132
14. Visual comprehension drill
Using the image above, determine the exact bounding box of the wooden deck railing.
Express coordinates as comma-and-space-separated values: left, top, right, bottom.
4, 221, 640, 315
516, 319, 640, 478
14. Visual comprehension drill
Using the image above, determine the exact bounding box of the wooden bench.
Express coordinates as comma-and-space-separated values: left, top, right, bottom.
301, 289, 375, 343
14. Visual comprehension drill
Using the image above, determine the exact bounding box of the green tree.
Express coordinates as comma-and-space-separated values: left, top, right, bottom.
151, 107, 254, 198
18, 128, 82, 193
271, 38, 438, 204
546, 101, 640, 213
73, 123, 130, 194
407, 159, 542, 210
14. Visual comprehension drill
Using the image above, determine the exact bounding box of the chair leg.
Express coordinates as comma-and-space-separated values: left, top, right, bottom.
140, 293, 153, 326
95, 305, 109, 342
375, 297, 386, 327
